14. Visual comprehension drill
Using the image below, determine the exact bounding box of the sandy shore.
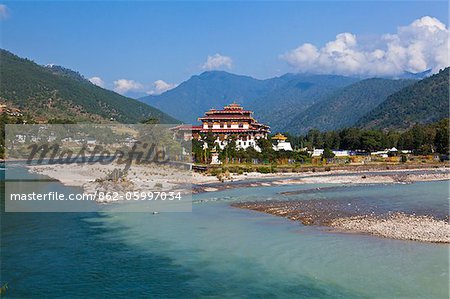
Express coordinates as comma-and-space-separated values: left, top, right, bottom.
26, 163, 449, 195
232, 200, 450, 243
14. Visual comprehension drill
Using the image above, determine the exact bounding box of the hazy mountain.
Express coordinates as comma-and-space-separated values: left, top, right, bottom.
139, 71, 287, 124
357, 68, 449, 129
398, 69, 432, 79
252, 74, 358, 131
0, 49, 178, 123
285, 78, 416, 134
139, 71, 357, 130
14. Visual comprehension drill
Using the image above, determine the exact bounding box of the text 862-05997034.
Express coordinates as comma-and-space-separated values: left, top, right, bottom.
96, 191, 183, 202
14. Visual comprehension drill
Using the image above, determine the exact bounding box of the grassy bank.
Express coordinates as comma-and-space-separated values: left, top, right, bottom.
199, 161, 448, 179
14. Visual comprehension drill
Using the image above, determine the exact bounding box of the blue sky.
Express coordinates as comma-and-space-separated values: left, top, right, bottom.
1, 1, 448, 96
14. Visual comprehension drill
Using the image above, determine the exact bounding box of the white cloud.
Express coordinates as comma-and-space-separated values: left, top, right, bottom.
281, 16, 449, 76
112, 78, 177, 95
0, 4, 9, 20
89, 76, 104, 88
113, 79, 144, 94
146, 80, 177, 95
202, 53, 233, 70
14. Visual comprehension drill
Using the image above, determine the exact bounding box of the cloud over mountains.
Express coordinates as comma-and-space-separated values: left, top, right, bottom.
89, 76, 104, 88
110, 78, 177, 96
113, 79, 143, 94
202, 54, 233, 70
147, 80, 177, 95
281, 16, 449, 76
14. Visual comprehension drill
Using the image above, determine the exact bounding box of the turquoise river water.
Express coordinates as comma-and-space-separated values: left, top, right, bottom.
1, 167, 449, 298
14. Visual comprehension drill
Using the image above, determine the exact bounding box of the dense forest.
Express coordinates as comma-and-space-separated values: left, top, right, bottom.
357, 68, 449, 129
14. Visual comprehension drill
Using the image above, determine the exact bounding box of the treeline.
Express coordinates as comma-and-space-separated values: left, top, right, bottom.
192, 136, 311, 165
284, 118, 449, 154
192, 118, 449, 164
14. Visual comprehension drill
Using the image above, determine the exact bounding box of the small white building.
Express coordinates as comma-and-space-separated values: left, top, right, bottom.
332, 150, 350, 157
371, 147, 399, 158
271, 133, 293, 151
310, 149, 349, 157
311, 149, 324, 157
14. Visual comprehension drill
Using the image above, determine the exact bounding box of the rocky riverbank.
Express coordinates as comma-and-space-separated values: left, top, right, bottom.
329, 213, 450, 243
232, 200, 450, 243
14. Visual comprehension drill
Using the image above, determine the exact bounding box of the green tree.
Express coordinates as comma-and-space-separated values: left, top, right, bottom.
321, 148, 335, 160
360, 130, 382, 152
435, 119, 449, 154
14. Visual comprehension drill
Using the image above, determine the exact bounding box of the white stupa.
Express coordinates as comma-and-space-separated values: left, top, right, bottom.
272, 133, 293, 151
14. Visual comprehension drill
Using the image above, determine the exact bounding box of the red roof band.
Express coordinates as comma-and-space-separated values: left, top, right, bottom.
172, 103, 270, 135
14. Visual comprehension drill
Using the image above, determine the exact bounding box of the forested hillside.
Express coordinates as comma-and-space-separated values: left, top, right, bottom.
285, 78, 415, 134
0, 50, 178, 124
357, 68, 449, 129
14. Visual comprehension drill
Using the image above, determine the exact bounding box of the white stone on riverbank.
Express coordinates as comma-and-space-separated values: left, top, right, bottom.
330, 213, 450, 243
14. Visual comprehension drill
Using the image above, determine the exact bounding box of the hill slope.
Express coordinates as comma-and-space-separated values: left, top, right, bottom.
139, 71, 357, 130
357, 68, 449, 129
252, 74, 358, 131
285, 78, 415, 134
0, 50, 178, 123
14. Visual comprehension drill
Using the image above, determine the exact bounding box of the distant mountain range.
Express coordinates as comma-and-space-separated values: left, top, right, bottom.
140, 71, 287, 125
139, 68, 448, 134
357, 67, 449, 129
0, 50, 178, 124
139, 71, 358, 130
2, 49, 446, 132
399, 69, 433, 80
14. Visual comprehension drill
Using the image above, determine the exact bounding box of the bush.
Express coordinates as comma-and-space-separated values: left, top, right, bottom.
257, 166, 272, 174
209, 168, 222, 176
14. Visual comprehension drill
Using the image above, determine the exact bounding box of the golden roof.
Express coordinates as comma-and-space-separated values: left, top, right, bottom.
271, 133, 287, 140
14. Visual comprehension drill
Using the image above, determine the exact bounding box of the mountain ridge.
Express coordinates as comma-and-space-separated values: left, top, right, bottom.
0, 49, 178, 124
